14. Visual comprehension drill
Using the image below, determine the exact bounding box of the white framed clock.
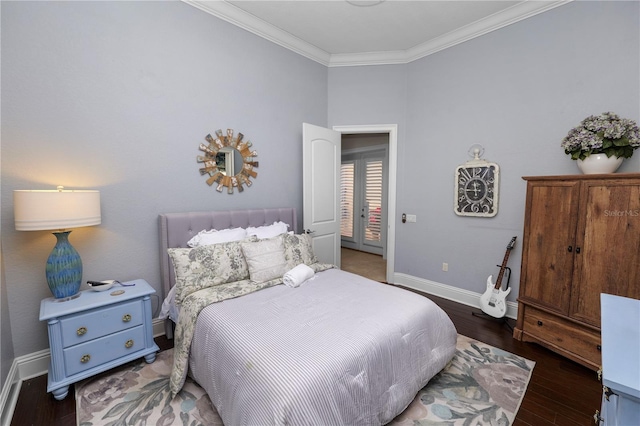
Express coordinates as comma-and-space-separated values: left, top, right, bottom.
454, 148, 499, 217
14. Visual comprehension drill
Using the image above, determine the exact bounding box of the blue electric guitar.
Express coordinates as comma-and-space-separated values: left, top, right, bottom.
479, 236, 517, 318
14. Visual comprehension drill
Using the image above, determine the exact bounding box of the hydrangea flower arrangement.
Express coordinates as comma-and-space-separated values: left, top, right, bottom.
561, 112, 640, 161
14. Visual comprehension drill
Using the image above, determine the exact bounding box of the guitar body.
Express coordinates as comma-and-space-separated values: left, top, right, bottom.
479, 275, 511, 318
479, 236, 517, 319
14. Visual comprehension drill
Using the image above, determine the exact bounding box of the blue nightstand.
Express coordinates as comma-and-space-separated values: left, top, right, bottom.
39, 279, 160, 400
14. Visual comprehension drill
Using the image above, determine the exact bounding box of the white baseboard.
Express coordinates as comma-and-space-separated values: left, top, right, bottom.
0, 347, 50, 426
392, 272, 518, 319
0, 362, 20, 426
0, 318, 167, 426
152, 317, 167, 338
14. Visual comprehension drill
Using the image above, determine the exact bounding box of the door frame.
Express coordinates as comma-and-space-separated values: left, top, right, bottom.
333, 124, 397, 284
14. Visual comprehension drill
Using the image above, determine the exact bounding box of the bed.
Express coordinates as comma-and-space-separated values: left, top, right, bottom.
158, 208, 457, 425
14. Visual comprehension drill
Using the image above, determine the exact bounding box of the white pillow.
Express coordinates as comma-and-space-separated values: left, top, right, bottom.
246, 221, 289, 239
240, 236, 289, 283
187, 227, 247, 247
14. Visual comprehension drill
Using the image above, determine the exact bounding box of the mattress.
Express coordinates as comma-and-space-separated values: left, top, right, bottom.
188, 268, 457, 425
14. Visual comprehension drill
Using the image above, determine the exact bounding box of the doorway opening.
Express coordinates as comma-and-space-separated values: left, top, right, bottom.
333, 125, 397, 284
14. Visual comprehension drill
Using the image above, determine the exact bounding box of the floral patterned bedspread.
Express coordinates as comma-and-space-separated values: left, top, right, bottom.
169, 264, 334, 397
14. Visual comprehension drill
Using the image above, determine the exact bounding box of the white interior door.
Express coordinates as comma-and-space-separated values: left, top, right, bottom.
303, 123, 341, 267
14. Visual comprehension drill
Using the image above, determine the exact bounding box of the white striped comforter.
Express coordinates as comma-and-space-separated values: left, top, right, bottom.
188, 268, 457, 425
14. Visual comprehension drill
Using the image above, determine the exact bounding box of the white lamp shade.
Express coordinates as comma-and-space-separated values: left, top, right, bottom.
14, 189, 101, 231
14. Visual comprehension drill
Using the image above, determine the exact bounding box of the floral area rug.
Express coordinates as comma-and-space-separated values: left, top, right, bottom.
76, 335, 534, 426
76, 349, 220, 426
389, 334, 535, 425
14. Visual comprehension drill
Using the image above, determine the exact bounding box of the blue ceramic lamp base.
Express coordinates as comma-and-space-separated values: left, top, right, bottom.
46, 231, 83, 300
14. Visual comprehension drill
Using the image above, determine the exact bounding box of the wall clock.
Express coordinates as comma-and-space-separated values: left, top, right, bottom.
454, 148, 499, 217
196, 129, 258, 194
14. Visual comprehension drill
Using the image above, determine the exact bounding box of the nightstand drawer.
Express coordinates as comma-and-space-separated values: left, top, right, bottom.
63, 325, 145, 376
60, 299, 143, 348
522, 306, 601, 365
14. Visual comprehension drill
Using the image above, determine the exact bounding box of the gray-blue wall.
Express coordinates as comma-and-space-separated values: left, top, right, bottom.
1, 0, 639, 389
329, 0, 639, 302
1, 0, 327, 365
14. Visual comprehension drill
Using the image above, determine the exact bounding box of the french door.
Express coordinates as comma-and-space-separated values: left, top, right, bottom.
340, 150, 386, 255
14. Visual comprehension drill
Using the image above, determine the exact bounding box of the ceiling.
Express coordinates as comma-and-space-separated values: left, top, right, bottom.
184, 0, 570, 67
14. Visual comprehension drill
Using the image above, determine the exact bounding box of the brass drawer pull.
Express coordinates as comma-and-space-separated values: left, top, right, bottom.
603, 385, 618, 401
122, 314, 132, 322
80, 354, 91, 363
77, 326, 87, 336
593, 410, 603, 424
125, 339, 134, 349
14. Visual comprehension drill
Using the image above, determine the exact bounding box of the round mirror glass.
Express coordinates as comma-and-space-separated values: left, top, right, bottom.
216, 147, 243, 176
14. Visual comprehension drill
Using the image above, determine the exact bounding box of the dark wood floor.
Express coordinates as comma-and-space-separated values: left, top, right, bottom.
9, 291, 601, 426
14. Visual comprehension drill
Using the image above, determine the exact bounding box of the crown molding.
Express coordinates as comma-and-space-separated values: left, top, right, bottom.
184, 0, 332, 66
329, 50, 409, 67
402, 0, 573, 64
183, 0, 572, 68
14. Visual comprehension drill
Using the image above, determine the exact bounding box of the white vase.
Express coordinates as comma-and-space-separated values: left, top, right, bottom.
576, 154, 623, 174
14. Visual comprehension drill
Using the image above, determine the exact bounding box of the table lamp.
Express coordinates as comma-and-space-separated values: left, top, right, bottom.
14, 186, 101, 301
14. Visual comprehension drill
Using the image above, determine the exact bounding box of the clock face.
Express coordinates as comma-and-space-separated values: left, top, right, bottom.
464, 177, 487, 201
454, 163, 499, 217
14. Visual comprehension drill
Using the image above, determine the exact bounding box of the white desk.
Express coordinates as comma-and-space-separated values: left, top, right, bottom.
599, 293, 640, 425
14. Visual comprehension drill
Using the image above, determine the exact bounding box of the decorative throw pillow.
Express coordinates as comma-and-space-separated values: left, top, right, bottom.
168, 240, 249, 304
282, 233, 318, 268
187, 227, 247, 248
246, 221, 289, 239
241, 236, 289, 283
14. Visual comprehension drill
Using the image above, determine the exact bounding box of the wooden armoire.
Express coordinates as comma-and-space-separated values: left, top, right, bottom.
513, 173, 640, 370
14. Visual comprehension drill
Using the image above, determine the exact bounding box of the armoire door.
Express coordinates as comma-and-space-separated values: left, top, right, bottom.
520, 180, 580, 315
570, 180, 640, 327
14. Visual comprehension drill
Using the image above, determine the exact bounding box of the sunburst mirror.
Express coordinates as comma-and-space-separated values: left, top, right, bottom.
197, 129, 258, 194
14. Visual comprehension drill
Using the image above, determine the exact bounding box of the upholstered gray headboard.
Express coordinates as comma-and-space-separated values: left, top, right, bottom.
158, 208, 297, 299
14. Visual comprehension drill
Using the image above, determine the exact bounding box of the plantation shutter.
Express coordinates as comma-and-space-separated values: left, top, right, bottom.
340, 162, 355, 238
364, 159, 383, 243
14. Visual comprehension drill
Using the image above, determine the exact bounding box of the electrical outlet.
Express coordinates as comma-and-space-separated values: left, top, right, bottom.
406, 214, 417, 223
442, 262, 449, 272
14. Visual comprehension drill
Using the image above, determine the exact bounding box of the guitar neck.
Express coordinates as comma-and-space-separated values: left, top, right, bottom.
494, 245, 514, 290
